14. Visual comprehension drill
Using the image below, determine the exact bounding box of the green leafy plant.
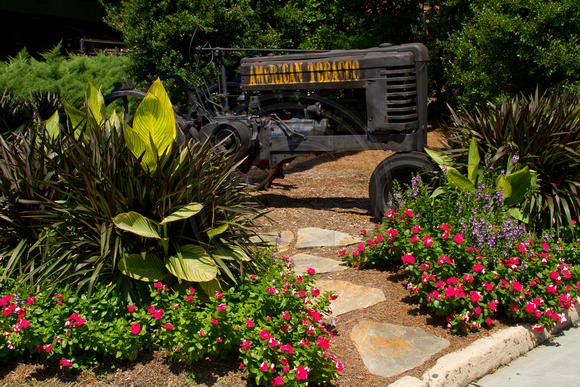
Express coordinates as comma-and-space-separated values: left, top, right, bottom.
0, 43, 128, 107
426, 137, 537, 222
343, 176, 580, 334
443, 88, 580, 233
0, 80, 263, 300
0, 259, 342, 385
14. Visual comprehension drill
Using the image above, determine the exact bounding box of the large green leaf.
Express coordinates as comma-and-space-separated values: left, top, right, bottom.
64, 102, 86, 138
199, 278, 223, 296
424, 147, 453, 168
447, 167, 475, 191
86, 81, 106, 127
112, 212, 161, 239
117, 253, 168, 282
123, 120, 149, 167
129, 78, 176, 172
495, 174, 512, 200
44, 110, 60, 140
504, 167, 537, 207
160, 202, 203, 224
467, 137, 480, 184
165, 244, 218, 282
207, 223, 229, 240
211, 243, 251, 262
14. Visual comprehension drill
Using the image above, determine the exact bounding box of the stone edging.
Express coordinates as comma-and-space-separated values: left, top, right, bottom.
389, 296, 580, 387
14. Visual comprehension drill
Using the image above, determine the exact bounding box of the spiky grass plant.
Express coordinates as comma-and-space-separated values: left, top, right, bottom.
443, 88, 580, 233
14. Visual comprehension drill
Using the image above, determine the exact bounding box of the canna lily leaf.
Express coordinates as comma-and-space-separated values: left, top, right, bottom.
199, 278, 222, 296
496, 174, 512, 200
64, 102, 86, 138
207, 223, 229, 240
446, 167, 475, 191
160, 202, 203, 224
112, 212, 161, 239
44, 110, 60, 140
117, 253, 168, 282
424, 147, 453, 169
129, 78, 176, 172
211, 242, 250, 262
86, 80, 106, 127
165, 244, 218, 282
504, 167, 537, 207
467, 137, 480, 184
106, 109, 122, 135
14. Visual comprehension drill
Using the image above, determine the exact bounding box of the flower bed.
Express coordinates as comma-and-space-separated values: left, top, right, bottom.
0, 260, 342, 386
343, 176, 580, 334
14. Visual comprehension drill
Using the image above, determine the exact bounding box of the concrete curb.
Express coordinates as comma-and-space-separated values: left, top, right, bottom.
388, 297, 580, 387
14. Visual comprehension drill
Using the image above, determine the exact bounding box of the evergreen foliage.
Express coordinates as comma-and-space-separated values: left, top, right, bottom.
0, 43, 128, 105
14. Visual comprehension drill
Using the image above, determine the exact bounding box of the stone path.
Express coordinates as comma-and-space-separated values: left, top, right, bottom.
258, 227, 449, 382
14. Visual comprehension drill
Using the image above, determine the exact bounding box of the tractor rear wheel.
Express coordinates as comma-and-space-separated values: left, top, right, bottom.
369, 152, 434, 220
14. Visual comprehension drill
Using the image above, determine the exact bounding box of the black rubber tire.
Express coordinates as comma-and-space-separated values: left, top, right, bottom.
368, 151, 434, 220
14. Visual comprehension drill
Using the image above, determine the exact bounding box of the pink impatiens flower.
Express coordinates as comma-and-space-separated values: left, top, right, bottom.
295, 365, 310, 380
127, 305, 135, 313
260, 361, 269, 371
306, 268, 316, 275
131, 324, 141, 334
402, 254, 415, 264
272, 375, 284, 386
217, 304, 227, 312
454, 233, 464, 244
164, 323, 174, 330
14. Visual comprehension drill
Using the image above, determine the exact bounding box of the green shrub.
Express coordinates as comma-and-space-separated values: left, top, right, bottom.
0, 43, 128, 105
0, 81, 263, 300
443, 88, 580, 233
443, 0, 580, 108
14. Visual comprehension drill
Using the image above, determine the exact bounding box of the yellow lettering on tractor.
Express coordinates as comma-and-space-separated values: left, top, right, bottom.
248, 59, 361, 86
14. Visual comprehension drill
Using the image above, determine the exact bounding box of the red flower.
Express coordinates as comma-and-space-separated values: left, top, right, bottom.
454, 233, 464, 244
402, 254, 415, 264
164, 323, 174, 330
295, 365, 310, 380
306, 268, 316, 275
316, 336, 330, 350
272, 375, 284, 386
240, 340, 251, 349
246, 318, 254, 328
217, 304, 227, 312
131, 324, 141, 334
260, 361, 269, 371
60, 359, 73, 367
127, 305, 135, 313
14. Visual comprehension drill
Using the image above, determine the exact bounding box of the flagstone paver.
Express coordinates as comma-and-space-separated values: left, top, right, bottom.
250, 230, 293, 251
315, 279, 386, 316
290, 253, 346, 275
295, 227, 359, 249
253, 227, 452, 381
350, 320, 449, 378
